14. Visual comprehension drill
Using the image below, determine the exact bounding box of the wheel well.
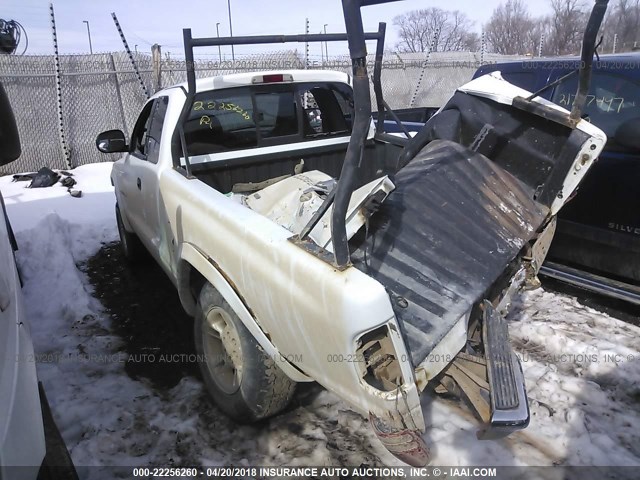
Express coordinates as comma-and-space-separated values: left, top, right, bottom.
189, 267, 207, 300
177, 259, 207, 316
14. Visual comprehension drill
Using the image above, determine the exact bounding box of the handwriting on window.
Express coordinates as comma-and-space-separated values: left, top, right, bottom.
556, 93, 636, 113
192, 100, 251, 121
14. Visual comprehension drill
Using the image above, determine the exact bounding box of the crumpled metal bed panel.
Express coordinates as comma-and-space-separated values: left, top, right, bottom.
352, 139, 549, 365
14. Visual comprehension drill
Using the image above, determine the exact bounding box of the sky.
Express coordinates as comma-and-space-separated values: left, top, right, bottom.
2, 0, 553, 59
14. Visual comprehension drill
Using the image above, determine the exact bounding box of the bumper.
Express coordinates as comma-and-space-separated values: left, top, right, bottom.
438, 301, 530, 440
481, 301, 529, 437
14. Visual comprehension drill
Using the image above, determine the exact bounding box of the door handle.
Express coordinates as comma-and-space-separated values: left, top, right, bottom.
137, 178, 142, 190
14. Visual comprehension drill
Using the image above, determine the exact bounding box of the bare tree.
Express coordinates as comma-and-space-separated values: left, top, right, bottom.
484, 0, 538, 55
393, 8, 478, 53
485, 0, 638, 57
545, 0, 588, 55
602, 0, 640, 52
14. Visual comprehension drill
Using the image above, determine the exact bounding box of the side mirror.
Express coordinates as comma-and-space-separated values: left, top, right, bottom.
0, 82, 21, 166
305, 108, 322, 132
96, 129, 128, 153
613, 117, 640, 150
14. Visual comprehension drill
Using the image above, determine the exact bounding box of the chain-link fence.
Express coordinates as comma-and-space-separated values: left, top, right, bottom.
0, 49, 525, 175
0, 51, 152, 174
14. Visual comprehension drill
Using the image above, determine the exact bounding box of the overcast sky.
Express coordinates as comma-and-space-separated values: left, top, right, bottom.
3, 0, 554, 58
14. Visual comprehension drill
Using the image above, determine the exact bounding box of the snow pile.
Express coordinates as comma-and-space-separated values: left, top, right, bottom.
508, 290, 640, 466
1, 163, 639, 477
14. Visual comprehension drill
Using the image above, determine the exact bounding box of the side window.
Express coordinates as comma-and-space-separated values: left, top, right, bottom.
552, 72, 640, 140
298, 83, 352, 138
130, 101, 155, 158
146, 96, 168, 164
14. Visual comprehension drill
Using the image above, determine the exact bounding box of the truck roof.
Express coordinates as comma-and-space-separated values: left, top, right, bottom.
166, 69, 351, 96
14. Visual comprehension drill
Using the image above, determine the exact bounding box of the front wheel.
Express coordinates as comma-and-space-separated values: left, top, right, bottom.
194, 283, 296, 422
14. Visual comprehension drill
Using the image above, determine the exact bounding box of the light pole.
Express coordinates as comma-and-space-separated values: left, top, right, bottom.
216, 22, 222, 62
323, 24, 329, 62
227, 0, 235, 61
82, 20, 93, 54
134, 44, 138, 53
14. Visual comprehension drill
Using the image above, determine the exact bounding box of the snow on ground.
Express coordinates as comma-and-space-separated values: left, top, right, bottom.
1, 163, 640, 479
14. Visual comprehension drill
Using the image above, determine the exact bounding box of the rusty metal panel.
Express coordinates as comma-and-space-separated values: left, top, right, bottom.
351, 139, 549, 365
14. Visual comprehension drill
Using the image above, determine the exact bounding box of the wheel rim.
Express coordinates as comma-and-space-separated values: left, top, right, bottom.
202, 306, 243, 395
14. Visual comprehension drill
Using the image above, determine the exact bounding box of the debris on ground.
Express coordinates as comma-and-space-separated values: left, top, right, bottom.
12, 166, 82, 197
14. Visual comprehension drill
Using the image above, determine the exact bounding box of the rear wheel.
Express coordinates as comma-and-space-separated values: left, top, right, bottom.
194, 283, 296, 422
115, 204, 145, 263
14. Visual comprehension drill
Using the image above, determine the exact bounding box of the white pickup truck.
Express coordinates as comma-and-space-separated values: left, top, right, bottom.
96, 1, 608, 465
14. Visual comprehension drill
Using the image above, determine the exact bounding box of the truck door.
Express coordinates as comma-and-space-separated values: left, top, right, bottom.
121, 97, 169, 254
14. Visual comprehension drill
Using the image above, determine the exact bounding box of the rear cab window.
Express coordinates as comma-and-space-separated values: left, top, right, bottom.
183, 82, 353, 160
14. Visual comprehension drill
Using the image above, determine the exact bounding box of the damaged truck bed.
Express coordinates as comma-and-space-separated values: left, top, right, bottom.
351, 140, 549, 367
98, 0, 610, 467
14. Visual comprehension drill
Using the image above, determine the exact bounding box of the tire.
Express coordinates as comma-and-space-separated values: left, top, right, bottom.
194, 283, 296, 422
115, 204, 145, 263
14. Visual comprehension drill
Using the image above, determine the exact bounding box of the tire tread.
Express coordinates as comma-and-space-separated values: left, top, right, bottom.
196, 283, 296, 422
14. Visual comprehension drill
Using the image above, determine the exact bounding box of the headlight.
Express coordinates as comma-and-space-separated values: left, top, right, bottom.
355, 325, 404, 391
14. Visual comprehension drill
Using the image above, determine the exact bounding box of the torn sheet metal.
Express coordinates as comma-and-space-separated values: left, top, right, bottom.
245, 170, 395, 253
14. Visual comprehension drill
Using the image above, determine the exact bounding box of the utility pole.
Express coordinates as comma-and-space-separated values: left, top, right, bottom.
82, 20, 93, 54
152, 44, 162, 93
216, 22, 222, 62
227, 0, 235, 61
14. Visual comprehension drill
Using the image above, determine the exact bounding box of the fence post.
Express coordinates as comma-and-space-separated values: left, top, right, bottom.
305, 18, 310, 70
111, 12, 150, 99
409, 27, 440, 108
152, 44, 162, 93
538, 33, 545, 57
109, 53, 129, 138
49, 2, 72, 169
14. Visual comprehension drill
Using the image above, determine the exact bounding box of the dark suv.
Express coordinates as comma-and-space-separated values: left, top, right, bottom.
474, 54, 640, 303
